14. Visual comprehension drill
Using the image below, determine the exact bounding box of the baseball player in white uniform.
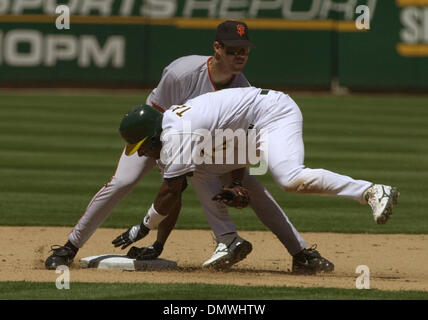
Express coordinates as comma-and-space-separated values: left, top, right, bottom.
45, 21, 315, 273
115, 87, 399, 272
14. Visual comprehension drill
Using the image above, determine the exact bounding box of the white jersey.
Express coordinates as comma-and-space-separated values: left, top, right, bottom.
159, 87, 296, 179
146, 55, 250, 111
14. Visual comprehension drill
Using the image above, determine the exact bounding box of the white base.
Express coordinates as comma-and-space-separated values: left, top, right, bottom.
79, 254, 178, 271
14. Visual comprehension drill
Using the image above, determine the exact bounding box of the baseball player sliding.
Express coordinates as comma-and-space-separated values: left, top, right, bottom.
46, 21, 329, 274
115, 88, 399, 272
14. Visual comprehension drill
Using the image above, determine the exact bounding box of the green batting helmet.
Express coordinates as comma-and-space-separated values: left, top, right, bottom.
119, 104, 163, 156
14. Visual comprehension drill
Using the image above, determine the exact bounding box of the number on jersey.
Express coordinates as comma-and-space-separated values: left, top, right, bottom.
172, 105, 191, 117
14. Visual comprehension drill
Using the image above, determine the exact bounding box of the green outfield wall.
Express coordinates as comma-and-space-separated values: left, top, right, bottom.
0, 0, 427, 90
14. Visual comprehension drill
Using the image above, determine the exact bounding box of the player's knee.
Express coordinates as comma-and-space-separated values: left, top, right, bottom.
276, 176, 303, 193
275, 167, 306, 192
273, 166, 301, 191
110, 176, 139, 194
276, 168, 323, 194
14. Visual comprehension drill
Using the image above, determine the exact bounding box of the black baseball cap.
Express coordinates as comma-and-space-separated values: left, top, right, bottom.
215, 20, 254, 47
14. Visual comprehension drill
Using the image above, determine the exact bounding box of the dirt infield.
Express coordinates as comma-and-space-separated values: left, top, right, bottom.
0, 226, 427, 292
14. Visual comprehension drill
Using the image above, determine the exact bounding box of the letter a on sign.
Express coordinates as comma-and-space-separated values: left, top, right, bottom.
56, 5, 70, 30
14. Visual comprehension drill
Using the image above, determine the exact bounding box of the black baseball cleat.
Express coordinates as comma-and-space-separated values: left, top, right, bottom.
292, 245, 334, 275
45, 244, 77, 270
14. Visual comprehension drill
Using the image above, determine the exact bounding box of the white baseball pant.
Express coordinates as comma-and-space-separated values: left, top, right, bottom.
260, 94, 372, 202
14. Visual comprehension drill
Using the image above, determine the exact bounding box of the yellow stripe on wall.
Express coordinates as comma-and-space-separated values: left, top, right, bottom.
177, 18, 335, 30
0, 14, 174, 25
0, 15, 364, 32
396, 43, 428, 56
0, 14, 56, 23
181, 18, 363, 32
396, 0, 428, 6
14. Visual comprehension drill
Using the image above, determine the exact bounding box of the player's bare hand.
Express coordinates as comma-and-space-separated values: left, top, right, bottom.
112, 224, 150, 250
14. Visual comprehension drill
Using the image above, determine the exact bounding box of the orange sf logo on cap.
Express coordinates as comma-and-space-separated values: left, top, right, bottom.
236, 24, 245, 37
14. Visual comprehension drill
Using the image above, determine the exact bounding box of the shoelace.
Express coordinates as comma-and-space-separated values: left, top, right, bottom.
304, 244, 321, 259
49, 245, 64, 252
49, 245, 75, 256
308, 244, 318, 251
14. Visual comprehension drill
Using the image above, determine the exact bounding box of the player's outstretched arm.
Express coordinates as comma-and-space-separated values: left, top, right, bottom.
155, 198, 181, 246
130, 198, 181, 260
153, 176, 186, 218
112, 176, 186, 250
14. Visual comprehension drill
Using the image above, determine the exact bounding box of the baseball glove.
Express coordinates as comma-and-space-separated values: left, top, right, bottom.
212, 182, 250, 209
